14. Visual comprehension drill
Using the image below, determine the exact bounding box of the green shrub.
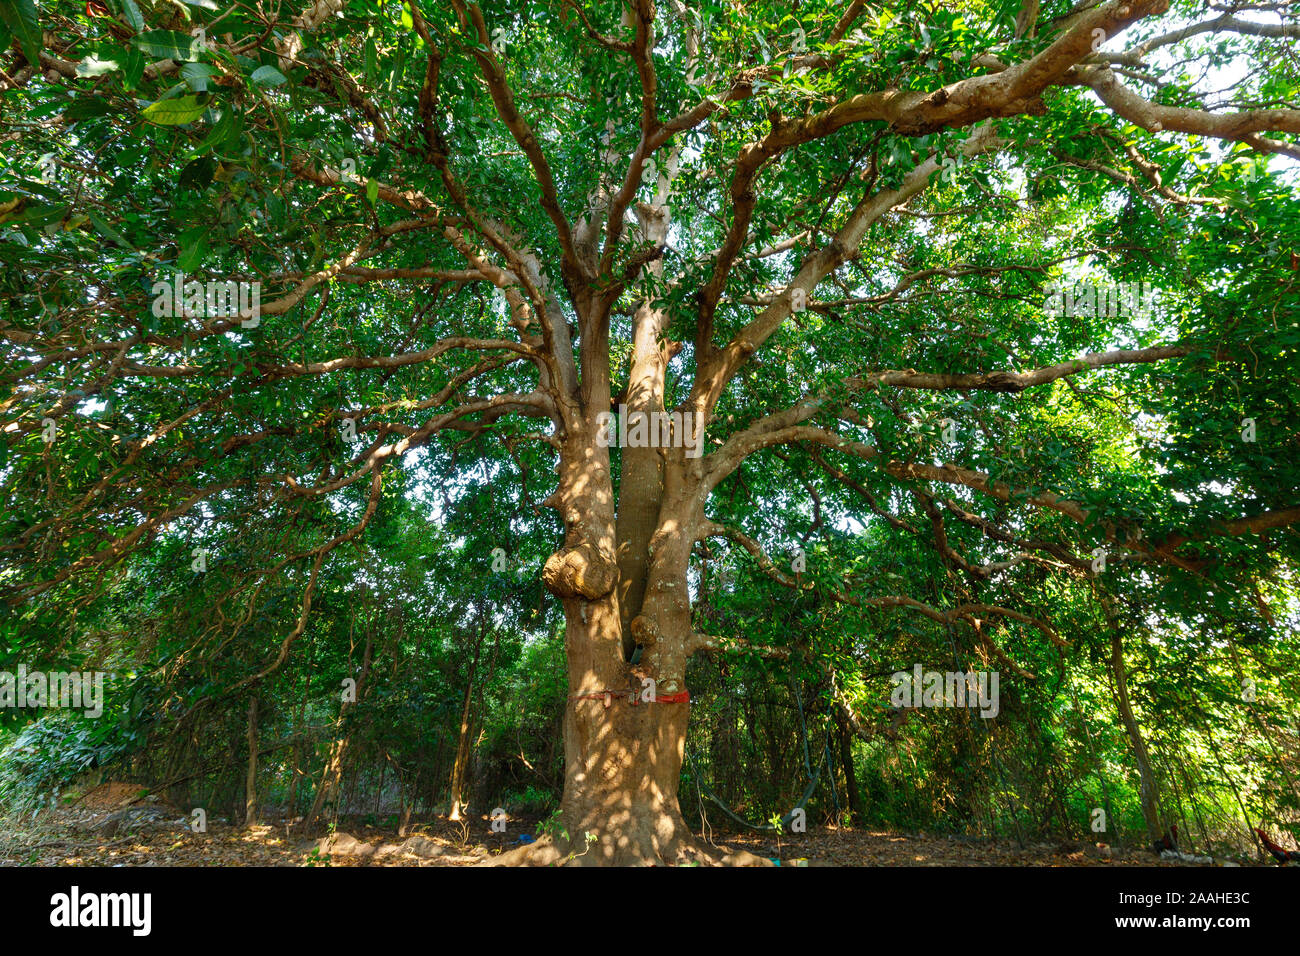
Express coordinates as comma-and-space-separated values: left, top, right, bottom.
0, 710, 139, 815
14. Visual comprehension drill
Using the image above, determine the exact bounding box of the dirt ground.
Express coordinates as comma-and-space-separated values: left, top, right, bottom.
0, 782, 1275, 867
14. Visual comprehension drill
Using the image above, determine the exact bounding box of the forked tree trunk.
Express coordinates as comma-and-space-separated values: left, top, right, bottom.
490, 234, 768, 864
491, 402, 728, 865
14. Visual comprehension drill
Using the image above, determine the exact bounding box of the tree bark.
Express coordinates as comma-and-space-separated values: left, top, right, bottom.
613, 203, 674, 656
547, 590, 696, 865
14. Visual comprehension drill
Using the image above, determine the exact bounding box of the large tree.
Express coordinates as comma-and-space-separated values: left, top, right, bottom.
2, 0, 1298, 864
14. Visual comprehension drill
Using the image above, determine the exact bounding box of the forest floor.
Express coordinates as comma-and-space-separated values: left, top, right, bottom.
0, 782, 1271, 867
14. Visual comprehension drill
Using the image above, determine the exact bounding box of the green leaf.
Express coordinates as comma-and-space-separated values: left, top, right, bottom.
64, 97, 113, 121
178, 224, 209, 271
178, 156, 215, 191
123, 48, 145, 90
186, 107, 235, 159
131, 30, 203, 63
364, 38, 377, 82
141, 95, 209, 126
365, 178, 379, 205
119, 0, 146, 33
181, 62, 217, 92
250, 65, 287, 87
0, 0, 41, 69
87, 211, 133, 250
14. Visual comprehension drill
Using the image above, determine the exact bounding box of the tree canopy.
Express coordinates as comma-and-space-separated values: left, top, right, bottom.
1, 0, 1298, 866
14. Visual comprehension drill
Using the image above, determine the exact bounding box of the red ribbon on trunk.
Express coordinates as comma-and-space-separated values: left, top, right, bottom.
568, 689, 691, 706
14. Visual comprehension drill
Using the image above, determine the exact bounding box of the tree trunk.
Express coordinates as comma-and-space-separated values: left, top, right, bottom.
493, 308, 761, 864
495, 403, 720, 865
1110, 632, 1163, 841
286, 678, 307, 820
837, 712, 864, 822
399, 763, 417, 837
448, 616, 485, 822
306, 628, 373, 828
553, 591, 696, 865
244, 695, 259, 827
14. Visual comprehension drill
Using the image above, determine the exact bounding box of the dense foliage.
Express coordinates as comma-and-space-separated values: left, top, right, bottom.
1, 0, 1297, 860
